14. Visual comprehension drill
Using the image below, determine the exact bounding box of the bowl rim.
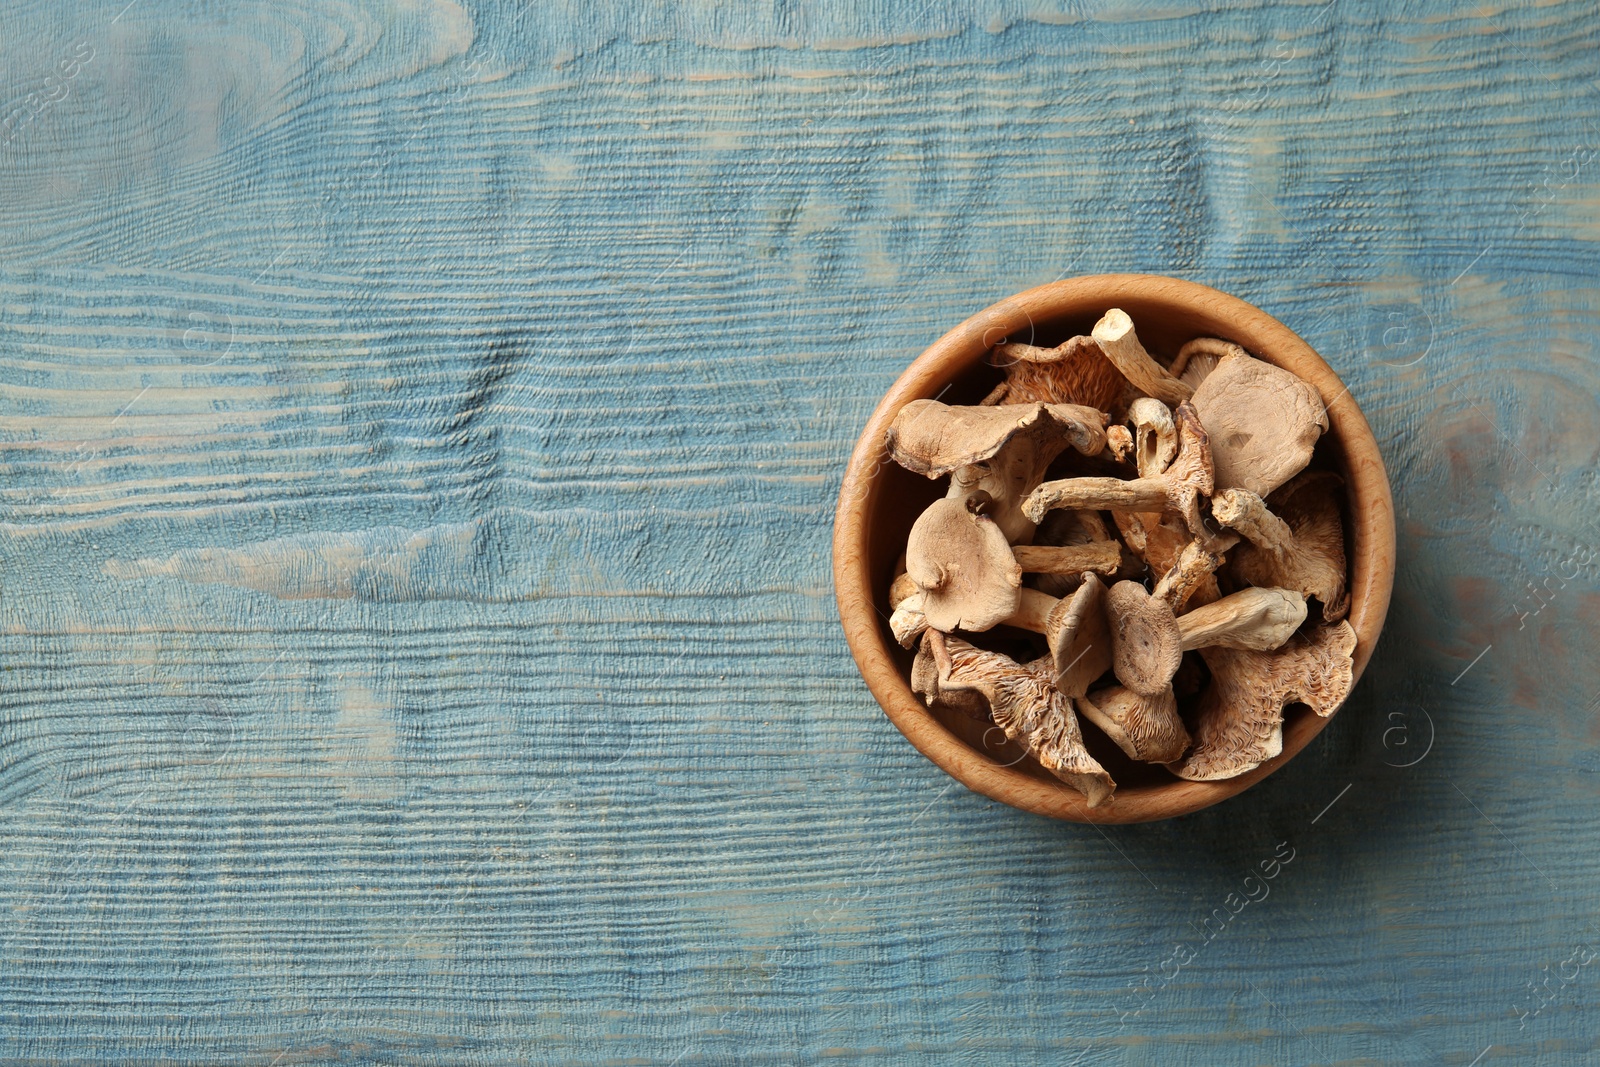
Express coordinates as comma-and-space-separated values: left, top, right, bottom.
832, 273, 1396, 824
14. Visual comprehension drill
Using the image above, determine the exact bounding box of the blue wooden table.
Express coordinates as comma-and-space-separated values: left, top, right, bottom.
1, 1, 1596, 1063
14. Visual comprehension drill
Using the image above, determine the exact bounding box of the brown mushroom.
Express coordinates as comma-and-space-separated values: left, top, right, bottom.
1011, 540, 1124, 578
1169, 337, 1247, 389
1190, 351, 1327, 497
1077, 685, 1190, 764
1023, 402, 1214, 542
1102, 538, 1232, 696
1213, 469, 1349, 622
1112, 509, 1192, 584
887, 399, 1108, 543
1029, 509, 1132, 599
1104, 580, 1184, 696
1104, 543, 1302, 694
1106, 397, 1184, 581
888, 400, 1107, 472
910, 634, 991, 720
1105, 424, 1134, 462
1128, 397, 1177, 478
1175, 587, 1307, 651
1150, 537, 1236, 610
1090, 308, 1192, 407
889, 594, 929, 648
887, 570, 930, 648
904, 494, 1021, 632
1086, 550, 1234, 760
1169, 621, 1357, 781
995, 575, 1113, 695
933, 634, 1115, 807
989, 335, 1127, 411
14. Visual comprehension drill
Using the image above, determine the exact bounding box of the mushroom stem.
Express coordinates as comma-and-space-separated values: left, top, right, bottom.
1176, 587, 1306, 651
1023, 402, 1215, 545
1024, 476, 1169, 518
1003, 588, 1059, 633
1211, 488, 1293, 555
977, 380, 1010, 406
995, 577, 1112, 697
1012, 541, 1123, 576
1091, 309, 1193, 407
1151, 537, 1235, 609
1128, 397, 1177, 479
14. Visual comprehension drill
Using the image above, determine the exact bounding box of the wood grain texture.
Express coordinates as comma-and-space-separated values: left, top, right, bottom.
1, 0, 1598, 1063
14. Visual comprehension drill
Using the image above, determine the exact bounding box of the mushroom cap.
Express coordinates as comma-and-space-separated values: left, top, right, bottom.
1191, 351, 1328, 497
1104, 580, 1183, 696
905, 495, 1022, 632
1168, 620, 1357, 781
937, 635, 1115, 807
1044, 572, 1112, 697
886, 399, 1106, 477
1266, 469, 1349, 621
990, 335, 1128, 412
1078, 684, 1190, 764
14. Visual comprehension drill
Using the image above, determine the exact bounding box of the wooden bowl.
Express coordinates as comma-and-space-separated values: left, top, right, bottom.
833, 274, 1395, 823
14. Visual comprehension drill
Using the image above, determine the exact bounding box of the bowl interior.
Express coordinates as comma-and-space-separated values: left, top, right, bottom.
836, 275, 1395, 823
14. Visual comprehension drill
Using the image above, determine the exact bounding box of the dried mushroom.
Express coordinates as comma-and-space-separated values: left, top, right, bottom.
990, 335, 1127, 411
911, 635, 991, 720
1175, 587, 1307, 651
881, 307, 1359, 799
933, 634, 1115, 807
1003, 574, 1112, 698
1077, 685, 1189, 764
1169, 337, 1247, 390
905, 494, 1020, 632
1011, 540, 1124, 577
1091, 309, 1192, 407
1190, 350, 1327, 497
1104, 580, 1184, 696
1170, 621, 1357, 781
888, 399, 1107, 542
1213, 469, 1349, 622
1022, 402, 1215, 543
1029, 509, 1128, 599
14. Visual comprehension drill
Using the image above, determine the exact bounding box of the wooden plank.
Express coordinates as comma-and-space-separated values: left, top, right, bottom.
0, 0, 1597, 1062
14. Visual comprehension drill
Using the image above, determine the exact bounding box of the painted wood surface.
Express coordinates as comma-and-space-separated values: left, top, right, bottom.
0, 0, 1596, 1063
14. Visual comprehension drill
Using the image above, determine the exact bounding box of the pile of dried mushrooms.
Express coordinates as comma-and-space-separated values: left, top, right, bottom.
887, 309, 1357, 808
